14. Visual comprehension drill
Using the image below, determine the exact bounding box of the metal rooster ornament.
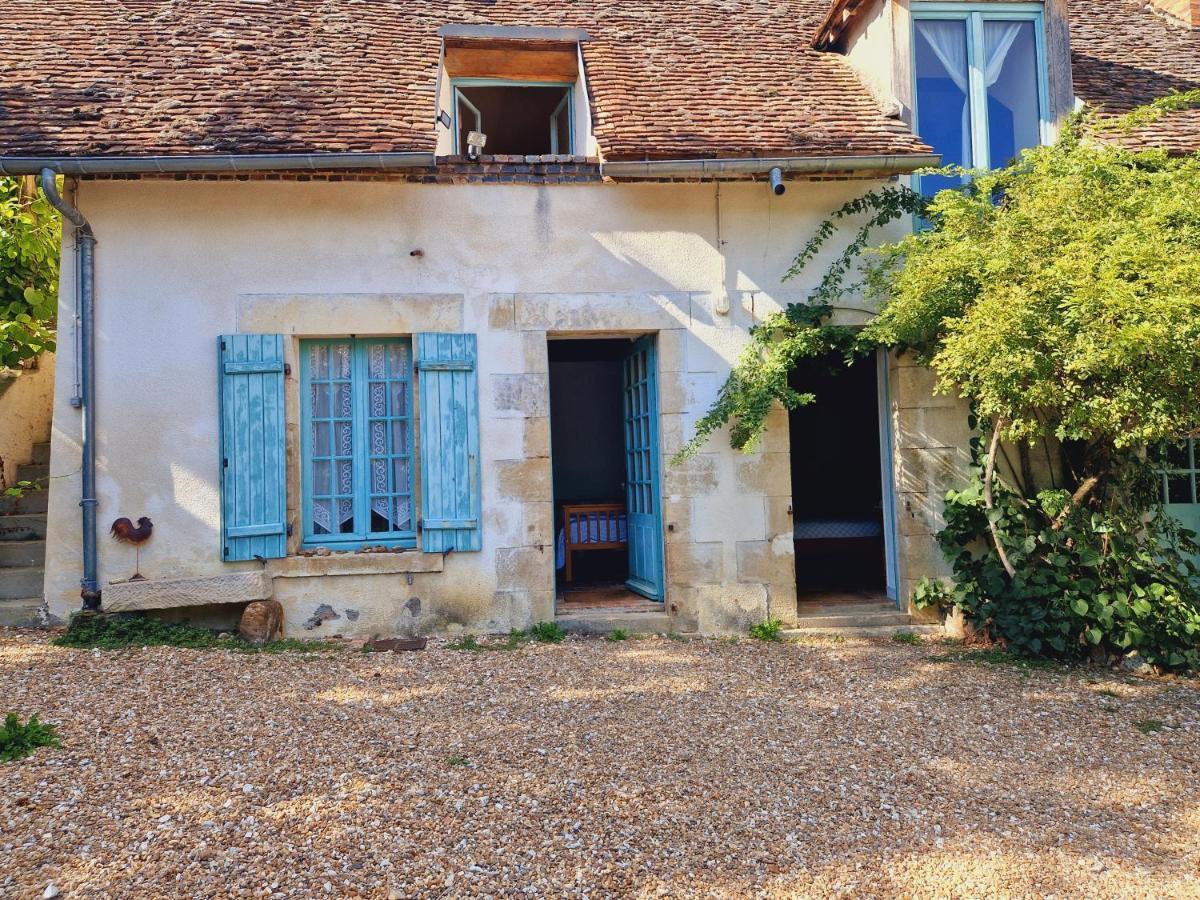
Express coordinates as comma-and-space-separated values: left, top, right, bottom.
110, 516, 153, 580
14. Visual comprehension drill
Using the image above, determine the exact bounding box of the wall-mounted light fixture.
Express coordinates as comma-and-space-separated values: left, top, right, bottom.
466, 130, 488, 161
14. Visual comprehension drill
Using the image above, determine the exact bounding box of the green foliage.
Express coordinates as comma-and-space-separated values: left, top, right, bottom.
530, 621, 566, 643
446, 754, 470, 766
927, 455, 1200, 672
748, 618, 783, 641
448, 630, 528, 652
1134, 719, 1166, 734
683, 94, 1200, 458
605, 628, 628, 642
892, 631, 922, 645
682, 93, 1200, 673
52, 612, 340, 654
0, 177, 59, 367
1, 713, 60, 762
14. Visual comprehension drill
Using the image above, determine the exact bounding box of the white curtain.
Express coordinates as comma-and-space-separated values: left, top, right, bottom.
984, 22, 1023, 88
916, 20, 971, 169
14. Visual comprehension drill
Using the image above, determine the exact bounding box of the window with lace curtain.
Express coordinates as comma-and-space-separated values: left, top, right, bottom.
911, 4, 1048, 197
299, 338, 416, 548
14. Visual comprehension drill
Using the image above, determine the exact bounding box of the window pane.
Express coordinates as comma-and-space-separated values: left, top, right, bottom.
914, 19, 972, 196
312, 499, 332, 535
1167, 474, 1193, 505
984, 20, 1040, 168
313, 459, 331, 495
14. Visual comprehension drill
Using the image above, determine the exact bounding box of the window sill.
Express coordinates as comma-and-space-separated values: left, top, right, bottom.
266, 551, 445, 579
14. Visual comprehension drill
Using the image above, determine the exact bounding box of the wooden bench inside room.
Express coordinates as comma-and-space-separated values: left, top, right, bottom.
561, 502, 627, 583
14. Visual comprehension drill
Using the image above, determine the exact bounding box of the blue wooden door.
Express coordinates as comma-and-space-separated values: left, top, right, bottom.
623, 336, 664, 600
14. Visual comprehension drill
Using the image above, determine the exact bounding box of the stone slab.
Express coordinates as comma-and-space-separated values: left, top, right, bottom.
105, 572, 273, 612
267, 552, 445, 578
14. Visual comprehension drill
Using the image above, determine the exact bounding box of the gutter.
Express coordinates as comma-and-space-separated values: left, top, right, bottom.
601, 153, 939, 178
38, 170, 101, 611
1, 152, 436, 177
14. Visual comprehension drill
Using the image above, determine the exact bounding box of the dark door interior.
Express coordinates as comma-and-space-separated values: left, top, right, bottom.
548, 339, 629, 587
788, 353, 887, 595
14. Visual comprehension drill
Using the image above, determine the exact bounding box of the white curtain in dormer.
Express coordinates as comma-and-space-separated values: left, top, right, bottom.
984, 22, 1023, 87
915, 19, 971, 172
983, 20, 1040, 168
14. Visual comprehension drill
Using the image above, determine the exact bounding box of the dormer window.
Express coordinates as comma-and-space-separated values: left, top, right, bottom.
454, 82, 573, 155
911, 4, 1048, 196
436, 25, 591, 159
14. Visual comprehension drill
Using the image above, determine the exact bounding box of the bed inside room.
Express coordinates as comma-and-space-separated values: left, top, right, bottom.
788, 352, 888, 600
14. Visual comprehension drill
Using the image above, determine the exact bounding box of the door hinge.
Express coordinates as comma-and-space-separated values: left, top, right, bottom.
286, 523, 294, 537
220, 339, 226, 352
223, 457, 229, 469
284, 362, 291, 377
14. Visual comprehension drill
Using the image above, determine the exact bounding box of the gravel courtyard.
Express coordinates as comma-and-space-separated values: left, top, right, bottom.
1, 630, 1198, 899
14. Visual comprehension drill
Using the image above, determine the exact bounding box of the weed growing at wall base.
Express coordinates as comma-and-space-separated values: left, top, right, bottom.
749, 619, 783, 641
53, 613, 341, 654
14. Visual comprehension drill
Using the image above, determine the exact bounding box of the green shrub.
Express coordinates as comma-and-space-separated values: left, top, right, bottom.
605, 629, 628, 642
1, 713, 60, 762
530, 621, 566, 643
892, 631, 922, 645
749, 618, 784, 642
53, 612, 338, 654
915, 459, 1200, 672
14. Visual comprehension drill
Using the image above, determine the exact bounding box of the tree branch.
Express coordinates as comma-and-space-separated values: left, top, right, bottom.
1051, 475, 1100, 531
983, 418, 1017, 578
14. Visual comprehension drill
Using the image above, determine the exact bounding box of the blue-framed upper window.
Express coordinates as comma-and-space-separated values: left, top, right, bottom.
300, 338, 416, 549
911, 3, 1049, 197
453, 79, 573, 156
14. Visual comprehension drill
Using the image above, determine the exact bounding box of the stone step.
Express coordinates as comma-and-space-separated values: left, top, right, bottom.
0, 490, 48, 515
0, 540, 46, 568
793, 610, 913, 629
0, 597, 42, 628
16, 463, 50, 482
556, 609, 674, 635
0, 566, 44, 600
30, 442, 51, 465
784, 624, 945, 639
0, 514, 47, 541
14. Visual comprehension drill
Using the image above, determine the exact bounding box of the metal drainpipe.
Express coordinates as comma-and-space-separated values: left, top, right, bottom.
39, 170, 100, 611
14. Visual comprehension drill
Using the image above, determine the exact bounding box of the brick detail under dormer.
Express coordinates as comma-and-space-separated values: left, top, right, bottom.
1148, 0, 1200, 27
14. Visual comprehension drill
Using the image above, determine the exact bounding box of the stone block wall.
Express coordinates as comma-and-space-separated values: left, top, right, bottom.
889, 352, 972, 617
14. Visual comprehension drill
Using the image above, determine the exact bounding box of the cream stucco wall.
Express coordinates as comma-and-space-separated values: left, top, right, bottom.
44, 177, 940, 636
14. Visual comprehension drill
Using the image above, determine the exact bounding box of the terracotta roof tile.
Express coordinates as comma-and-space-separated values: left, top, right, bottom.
1069, 0, 1200, 153
0, 1, 930, 162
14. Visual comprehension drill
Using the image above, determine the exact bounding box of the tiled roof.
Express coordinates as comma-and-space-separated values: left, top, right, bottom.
1069, 0, 1200, 153
0, 1, 930, 163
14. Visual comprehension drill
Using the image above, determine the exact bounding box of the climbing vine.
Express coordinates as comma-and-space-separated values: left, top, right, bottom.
679, 92, 1200, 669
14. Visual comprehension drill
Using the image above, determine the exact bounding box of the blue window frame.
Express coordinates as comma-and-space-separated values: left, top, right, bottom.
452, 79, 574, 155
300, 338, 416, 549
911, 3, 1050, 196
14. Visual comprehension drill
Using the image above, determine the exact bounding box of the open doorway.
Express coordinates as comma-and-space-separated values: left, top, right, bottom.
789, 352, 895, 605
548, 337, 664, 612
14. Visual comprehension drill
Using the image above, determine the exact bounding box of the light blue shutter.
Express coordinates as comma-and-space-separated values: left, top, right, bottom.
416, 333, 481, 552
219, 334, 288, 561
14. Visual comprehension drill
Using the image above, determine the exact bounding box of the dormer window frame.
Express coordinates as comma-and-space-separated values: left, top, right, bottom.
910, 2, 1051, 181
450, 78, 577, 157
